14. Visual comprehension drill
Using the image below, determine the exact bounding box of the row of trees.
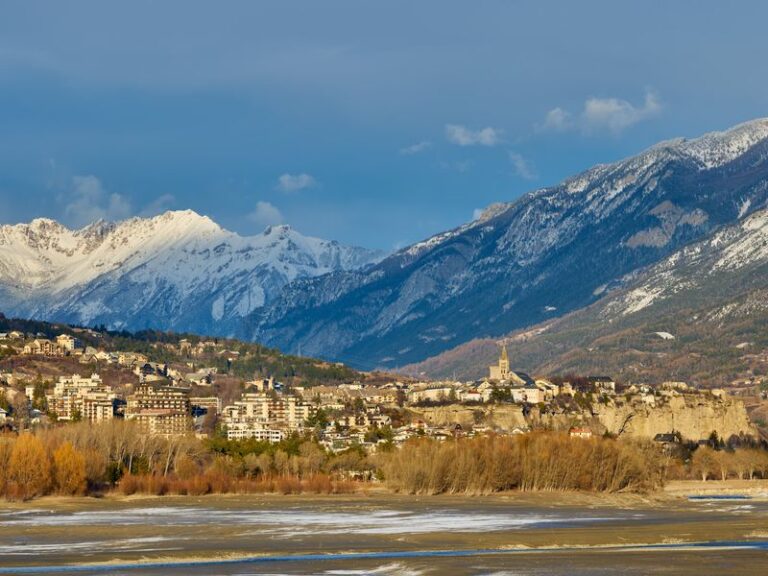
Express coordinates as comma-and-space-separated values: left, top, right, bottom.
3, 423, 768, 501
379, 433, 666, 494
690, 446, 768, 481
0, 435, 87, 499
0, 421, 373, 500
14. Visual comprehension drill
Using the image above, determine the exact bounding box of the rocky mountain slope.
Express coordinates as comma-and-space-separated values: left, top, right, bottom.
0, 211, 381, 335
246, 119, 768, 369
406, 204, 768, 386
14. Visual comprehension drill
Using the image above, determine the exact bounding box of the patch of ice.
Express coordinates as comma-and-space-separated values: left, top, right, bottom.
0, 507, 618, 535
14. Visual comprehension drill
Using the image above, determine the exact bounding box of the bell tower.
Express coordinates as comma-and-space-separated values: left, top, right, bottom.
499, 345, 510, 379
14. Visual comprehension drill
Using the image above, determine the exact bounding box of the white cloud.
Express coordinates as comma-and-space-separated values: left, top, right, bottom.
581, 90, 661, 134
248, 201, 284, 229
399, 140, 432, 155
508, 152, 537, 180
445, 124, 502, 146
139, 194, 176, 217
276, 173, 316, 193
539, 107, 573, 132
472, 208, 484, 220
539, 90, 662, 136
63, 175, 132, 227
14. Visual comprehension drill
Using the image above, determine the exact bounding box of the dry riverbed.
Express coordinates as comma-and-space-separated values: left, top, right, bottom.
1, 482, 767, 575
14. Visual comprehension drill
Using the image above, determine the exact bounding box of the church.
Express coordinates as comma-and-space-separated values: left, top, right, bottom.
489, 345, 536, 388
489, 345, 511, 380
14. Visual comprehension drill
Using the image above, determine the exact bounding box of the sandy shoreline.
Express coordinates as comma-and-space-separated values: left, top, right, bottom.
2, 482, 767, 574
3, 478, 766, 511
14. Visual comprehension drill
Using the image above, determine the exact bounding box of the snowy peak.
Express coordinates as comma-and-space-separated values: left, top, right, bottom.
0, 210, 382, 333
675, 118, 768, 169
245, 118, 768, 369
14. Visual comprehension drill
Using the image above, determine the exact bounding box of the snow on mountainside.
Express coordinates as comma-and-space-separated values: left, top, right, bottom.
246, 118, 768, 369
405, 203, 768, 383
603, 207, 768, 318
0, 210, 382, 334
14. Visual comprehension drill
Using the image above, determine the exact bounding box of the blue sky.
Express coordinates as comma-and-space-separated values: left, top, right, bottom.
1, 1, 767, 250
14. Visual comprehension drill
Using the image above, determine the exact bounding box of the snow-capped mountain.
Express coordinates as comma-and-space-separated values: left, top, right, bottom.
602, 208, 768, 319
246, 119, 768, 369
0, 210, 382, 334
405, 203, 768, 383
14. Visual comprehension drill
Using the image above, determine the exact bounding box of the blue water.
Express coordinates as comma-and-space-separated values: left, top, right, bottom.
3, 540, 768, 575
688, 494, 752, 501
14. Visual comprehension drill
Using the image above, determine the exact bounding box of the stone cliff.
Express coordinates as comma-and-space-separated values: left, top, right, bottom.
408, 394, 756, 441
592, 394, 756, 441
408, 404, 528, 430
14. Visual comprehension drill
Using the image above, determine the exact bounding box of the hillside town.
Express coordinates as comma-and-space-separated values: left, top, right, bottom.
1, 328, 764, 454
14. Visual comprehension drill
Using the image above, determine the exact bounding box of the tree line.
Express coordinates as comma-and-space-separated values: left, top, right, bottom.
3, 423, 768, 501
380, 433, 666, 494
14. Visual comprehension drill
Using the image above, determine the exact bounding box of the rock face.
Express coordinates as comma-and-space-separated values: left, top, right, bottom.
0, 211, 382, 335
409, 395, 755, 442
409, 404, 527, 430
593, 395, 756, 441
247, 119, 768, 369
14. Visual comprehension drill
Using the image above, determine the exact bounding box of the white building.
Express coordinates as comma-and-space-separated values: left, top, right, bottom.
221, 391, 315, 442
48, 373, 115, 422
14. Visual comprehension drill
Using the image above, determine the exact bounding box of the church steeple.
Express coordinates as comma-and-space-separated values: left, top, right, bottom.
499, 345, 509, 378
489, 343, 512, 381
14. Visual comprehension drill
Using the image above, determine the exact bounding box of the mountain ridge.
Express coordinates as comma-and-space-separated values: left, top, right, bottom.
405, 203, 768, 386
244, 118, 768, 369
0, 210, 382, 335
3, 118, 768, 371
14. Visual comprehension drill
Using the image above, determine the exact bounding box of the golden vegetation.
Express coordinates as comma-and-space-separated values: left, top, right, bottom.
2, 423, 768, 501
0, 421, 366, 500
690, 446, 768, 481
379, 433, 665, 494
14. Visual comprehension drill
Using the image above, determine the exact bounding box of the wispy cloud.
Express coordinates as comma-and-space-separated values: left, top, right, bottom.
538, 107, 573, 132
139, 194, 176, 217
582, 90, 661, 134
63, 175, 131, 227
276, 173, 316, 193
539, 90, 662, 135
247, 200, 283, 229
445, 124, 502, 146
508, 152, 537, 180
399, 140, 432, 155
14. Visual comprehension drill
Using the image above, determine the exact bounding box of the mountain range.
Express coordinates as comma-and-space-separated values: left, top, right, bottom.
0, 211, 382, 335
3, 118, 768, 378
245, 119, 768, 370
405, 203, 768, 385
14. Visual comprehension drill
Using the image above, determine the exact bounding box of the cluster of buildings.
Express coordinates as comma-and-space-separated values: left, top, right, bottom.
45, 373, 116, 422
394, 348, 574, 407
219, 379, 395, 448
125, 381, 193, 435
1, 331, 231, 436
3, 330, 745, 450
35, 372, 194, 435
221, 378, 315, 441
21, 334, 82, 356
